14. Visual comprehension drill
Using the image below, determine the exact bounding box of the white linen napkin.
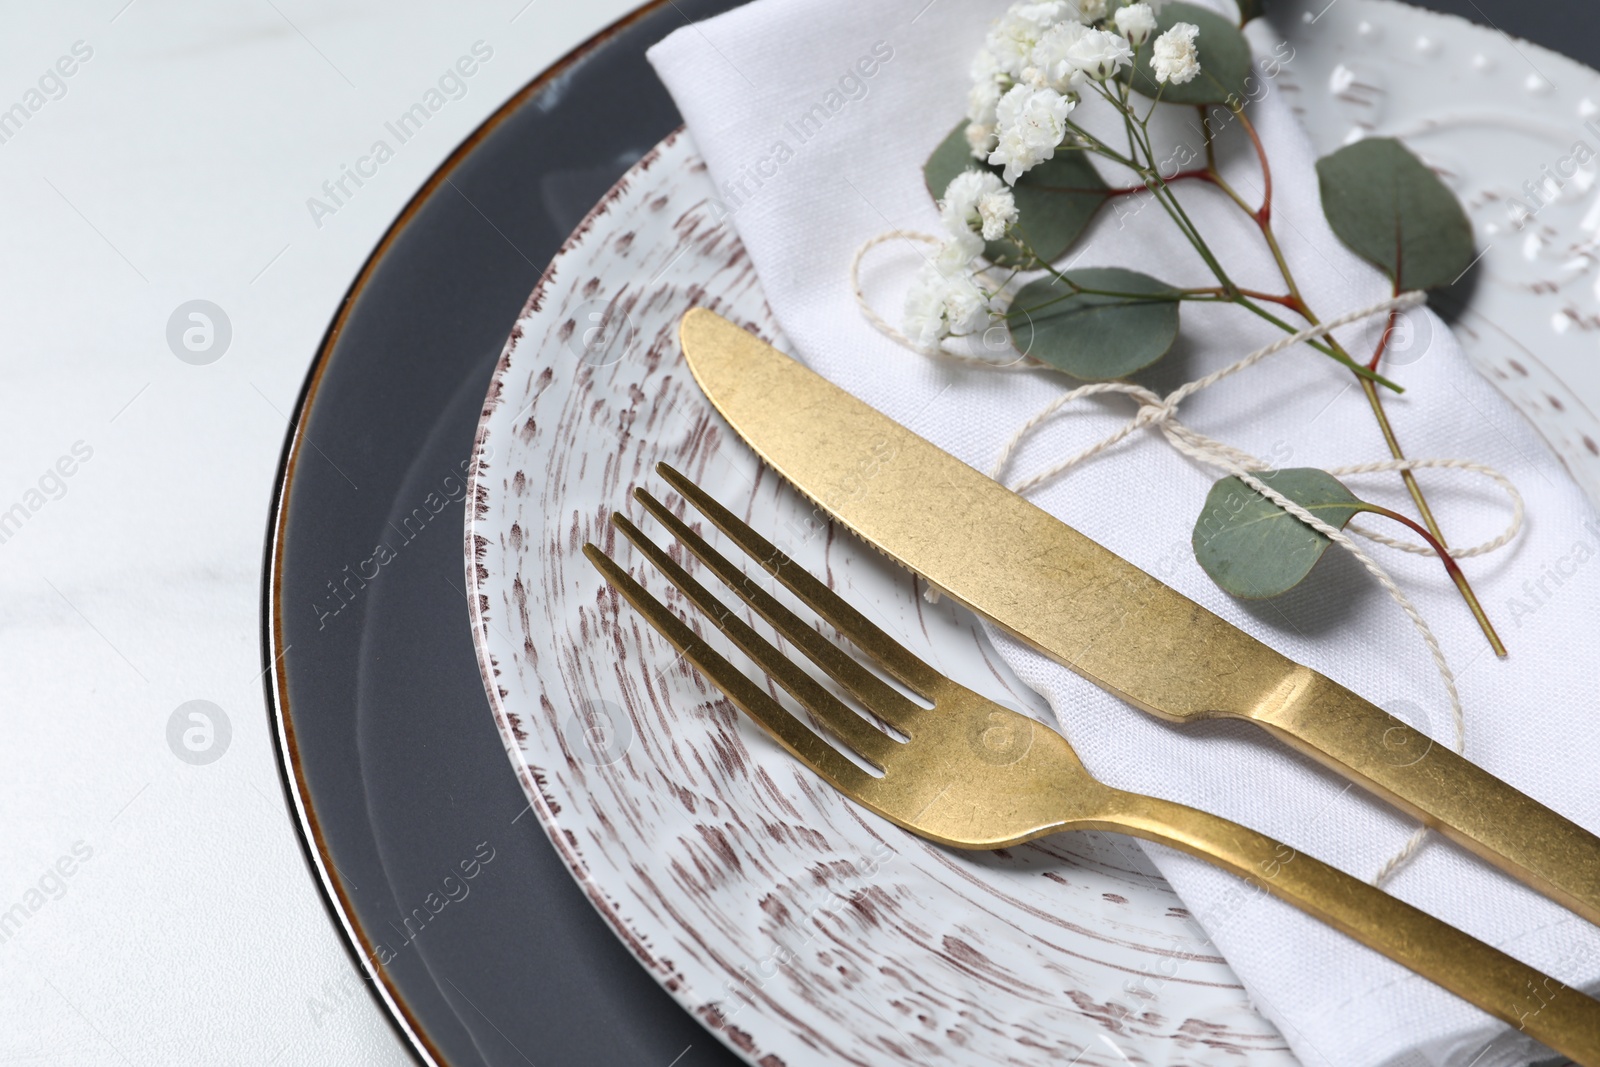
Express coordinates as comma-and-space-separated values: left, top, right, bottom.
648, 3, 1600, 1063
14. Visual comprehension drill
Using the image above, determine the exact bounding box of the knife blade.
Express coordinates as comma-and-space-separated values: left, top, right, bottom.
678, 306, 1600, 925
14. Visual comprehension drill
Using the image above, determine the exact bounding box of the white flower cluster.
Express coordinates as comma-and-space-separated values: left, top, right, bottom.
910, 1, 1204, 350
941, 168, 1019, 241
964, 0, 1202, 182
1150, 21, 1201, 85
903, 170, 1019, 350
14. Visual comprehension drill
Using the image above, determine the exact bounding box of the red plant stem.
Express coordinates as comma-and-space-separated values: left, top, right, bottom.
1237, 108, 1273, 226
1102, 169, 1211, 196
1361, 504, 1507, 658
1361, 303, 1450, 548
1188, 286, 1299, 308
1369, 308, 1401, 372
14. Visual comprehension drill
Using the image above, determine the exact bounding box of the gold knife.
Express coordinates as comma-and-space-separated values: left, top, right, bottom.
678, 307, 1600, 924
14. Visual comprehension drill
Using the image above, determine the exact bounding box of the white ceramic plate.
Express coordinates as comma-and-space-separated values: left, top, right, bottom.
466, 129, 1292, 1066
466, 4, 1600, 1064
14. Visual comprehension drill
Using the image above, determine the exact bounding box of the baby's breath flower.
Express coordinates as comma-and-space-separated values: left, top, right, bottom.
935, 227, 985, 271
977, 189, 1019, 240
986, 1, 1072, 79
1151, 22, 1201, 85
1065, 27, 1133, 81
970, 47, 1004, 85
903, 259, 991, 350
1028, 20, 1090, 93
968, 78, 1003, 124
966, 123, 998, 159
965, 78, 1004, 158
1072, 0, 1107, 21
903, 273, 950, 350
940, 170, 1018, 241
944, 278, 990, 335
988, 84, 1076, 184
1113, 3, 1157, 47
940, 171, 999, 232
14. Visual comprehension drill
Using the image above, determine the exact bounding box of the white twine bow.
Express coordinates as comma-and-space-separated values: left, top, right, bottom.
853, 231, 1526, 885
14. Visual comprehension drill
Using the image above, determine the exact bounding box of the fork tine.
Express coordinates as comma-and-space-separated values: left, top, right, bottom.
656, 463, 945, 699
583, 543, 876, 791
634, 487, 925, 734
606, 514, 904, 768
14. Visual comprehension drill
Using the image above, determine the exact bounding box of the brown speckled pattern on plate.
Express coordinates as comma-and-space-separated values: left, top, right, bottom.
465, 128, 1297, 1067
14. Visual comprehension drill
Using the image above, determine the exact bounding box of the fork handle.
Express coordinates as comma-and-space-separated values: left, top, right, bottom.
1093, 790, 1600, 1065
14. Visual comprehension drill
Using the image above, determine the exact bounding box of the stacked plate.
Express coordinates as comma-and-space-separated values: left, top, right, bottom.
265, 1, 1600, 1064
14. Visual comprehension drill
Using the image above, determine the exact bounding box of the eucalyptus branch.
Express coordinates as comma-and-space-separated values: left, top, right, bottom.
1214, 107, 1500, 652
911, 2, 1505, 652
1120, 107, 1400, 388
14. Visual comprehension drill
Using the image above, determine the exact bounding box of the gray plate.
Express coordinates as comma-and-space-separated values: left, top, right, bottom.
263, 2, 745, 1064
262, 1, 1596, 1065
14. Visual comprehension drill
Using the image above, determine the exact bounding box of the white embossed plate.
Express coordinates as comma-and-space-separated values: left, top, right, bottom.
1282, 0, 1600, 504
466, 5, 1600, 1065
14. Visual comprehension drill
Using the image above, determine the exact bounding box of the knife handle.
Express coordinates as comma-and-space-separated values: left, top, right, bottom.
1096, 790, 1600, 1065
1248, 673, 1600, 927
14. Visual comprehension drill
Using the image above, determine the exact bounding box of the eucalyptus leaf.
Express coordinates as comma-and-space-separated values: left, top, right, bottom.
1008, 267, 1180, 379
926, 122, 1112, 265
1121, 2, 1253, 106
1192, 468, 1367, 599
1316, 137, 1476, 291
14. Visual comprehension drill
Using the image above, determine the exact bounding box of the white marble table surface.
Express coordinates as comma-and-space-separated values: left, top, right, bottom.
0, 2, 636, 1062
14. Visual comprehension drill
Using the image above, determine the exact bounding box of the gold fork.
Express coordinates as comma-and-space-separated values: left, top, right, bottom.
583, 464, 1600, 1064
